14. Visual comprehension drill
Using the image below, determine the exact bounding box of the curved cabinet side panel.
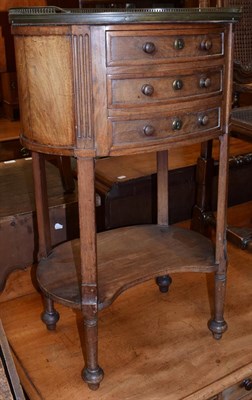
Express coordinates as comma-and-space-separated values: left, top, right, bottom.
15, 34, 75, 151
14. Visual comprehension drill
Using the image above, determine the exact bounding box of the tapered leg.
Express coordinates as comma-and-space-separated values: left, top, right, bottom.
77, 157, 104, 389
155, 151, 173, 294
208, 133, 229, 340
208, 272, 228, 340
32, 152, 60, 329
82, 316, 104, 390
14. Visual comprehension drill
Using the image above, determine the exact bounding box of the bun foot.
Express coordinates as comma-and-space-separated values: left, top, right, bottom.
208, 318, 227, 340
88, 383, 100, 391
41, 297, 60, 330
156, 275, 172, 293
41, 308, 60, 331
82, 366, 104, 390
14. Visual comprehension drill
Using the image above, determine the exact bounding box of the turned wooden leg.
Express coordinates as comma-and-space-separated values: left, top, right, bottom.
41, 295, 60, 331
208, 273, 228, 340
78, 157, 104, 389
155, 152, 172, 294
81, 315, 104, 390
32, 152, 62, 328
208, 133, 229, 340
156, 275, 172, 293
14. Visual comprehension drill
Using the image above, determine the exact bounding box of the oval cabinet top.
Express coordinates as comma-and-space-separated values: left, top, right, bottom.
9, 6, 241, 25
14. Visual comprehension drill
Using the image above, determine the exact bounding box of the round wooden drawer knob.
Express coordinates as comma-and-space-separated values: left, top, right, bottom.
173, 38, 185, 50
172, 118, 183, 130
198, 114, 209, 126
242, 379, 252, 391
142, 42, 156, 54
143, 125, 155, 136
200, 39, 212, 51
173, 79, 183, 90
141, 84, 154, 96
200, 77, 211, 88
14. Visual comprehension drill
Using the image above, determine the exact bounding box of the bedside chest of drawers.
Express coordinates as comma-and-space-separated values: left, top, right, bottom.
9, 6, 240, 391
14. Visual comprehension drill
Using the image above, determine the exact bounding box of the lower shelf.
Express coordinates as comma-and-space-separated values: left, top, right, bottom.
37, 224, 217, 310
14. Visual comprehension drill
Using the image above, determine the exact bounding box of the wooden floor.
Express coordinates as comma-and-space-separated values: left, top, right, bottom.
0, 202, 251, 400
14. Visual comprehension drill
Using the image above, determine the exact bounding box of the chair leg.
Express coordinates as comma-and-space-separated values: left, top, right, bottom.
191, 140, 215, 236
57, 156, 75, 194
208, 272, 228, 340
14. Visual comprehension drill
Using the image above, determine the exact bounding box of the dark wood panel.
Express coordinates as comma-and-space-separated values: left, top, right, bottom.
0, 159, 79, 291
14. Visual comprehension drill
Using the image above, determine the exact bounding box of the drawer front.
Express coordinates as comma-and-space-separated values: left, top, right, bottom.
108, 69, 222, 108
111, 107, 220, 146
221, 377, 252, 400
106, 30, 224, 66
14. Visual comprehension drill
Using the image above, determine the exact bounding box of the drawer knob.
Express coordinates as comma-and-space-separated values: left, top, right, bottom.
174, 38, 185, 50
143, 125, 155, 136
141, 84, 154, 96
200, 39, 212, 51
198, 114, 209, 126
242, 379, 252, 391
173, 79, 183, 90
199, 77, 211, 88
172, 118, 183, 131
143, 42, 156, 54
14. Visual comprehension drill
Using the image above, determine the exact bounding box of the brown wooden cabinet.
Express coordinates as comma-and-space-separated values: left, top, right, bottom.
0, 0, 47, 118
10, 6, 240, 392
1, 72, 19, 120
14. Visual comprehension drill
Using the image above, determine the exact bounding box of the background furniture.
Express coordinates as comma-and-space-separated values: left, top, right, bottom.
0, 0, 49, 119
0, 158, 79, 292
191, 0, 252, 250
10, 5, 239, 391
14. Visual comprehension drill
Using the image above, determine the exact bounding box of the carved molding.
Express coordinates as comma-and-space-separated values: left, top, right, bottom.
72, 33, 93, 148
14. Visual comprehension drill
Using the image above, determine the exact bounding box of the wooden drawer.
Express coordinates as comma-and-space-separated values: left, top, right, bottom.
220, 377, 252, 400
111, 106, 220, 147
207, 375, 252, 400
108, 68, 223, 108
106, 29, 224, 66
